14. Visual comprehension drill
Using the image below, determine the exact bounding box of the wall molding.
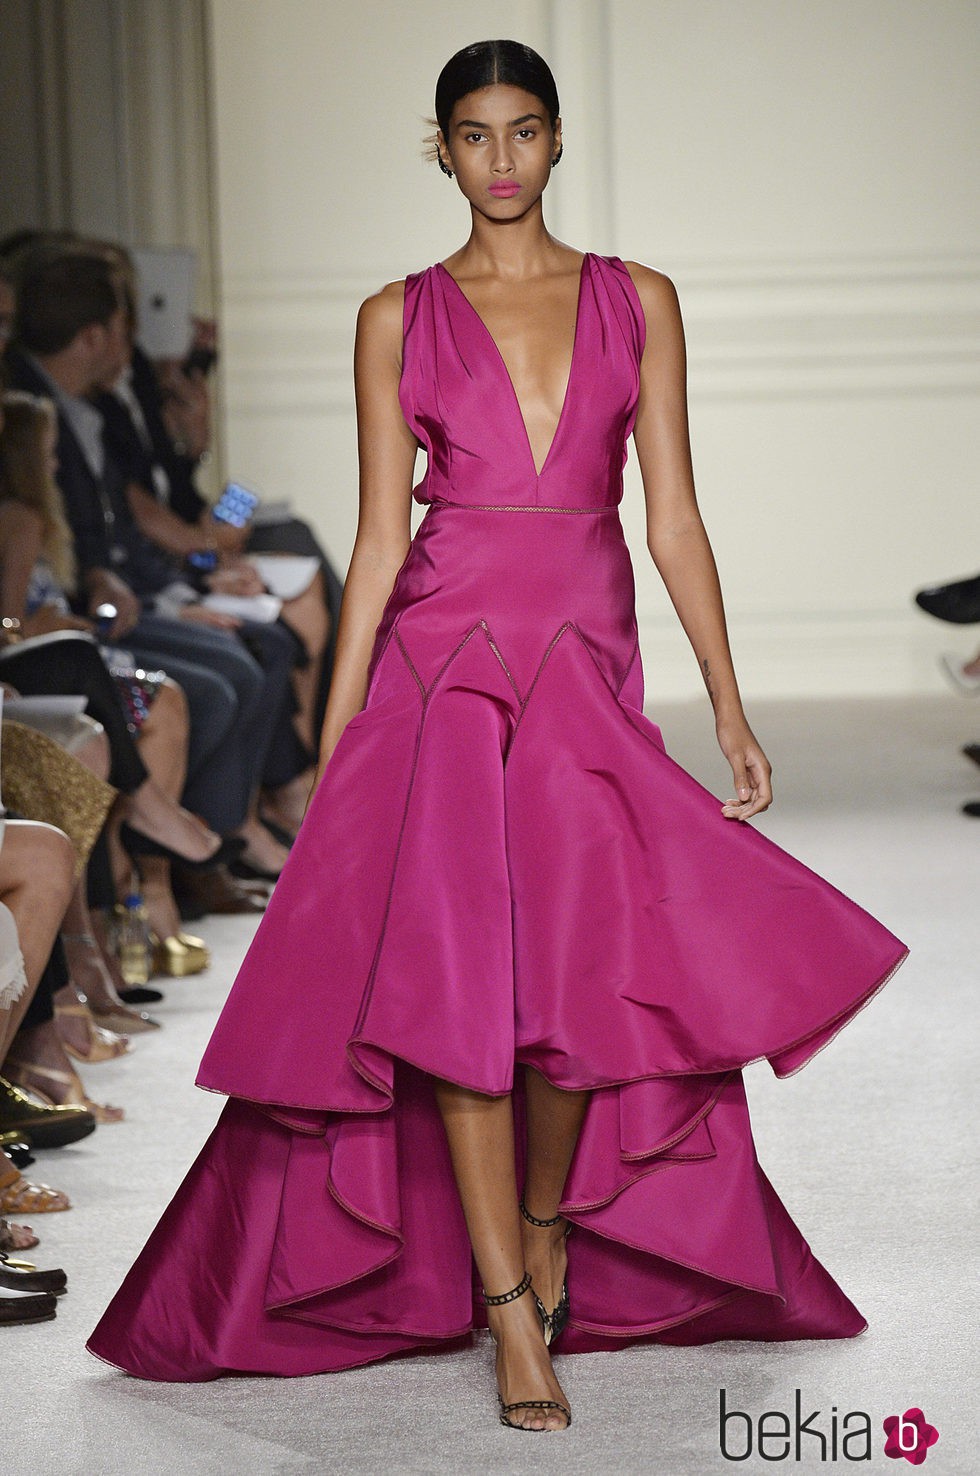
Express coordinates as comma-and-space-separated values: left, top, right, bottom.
634, 608, 959, 703
220, 248, 980, 413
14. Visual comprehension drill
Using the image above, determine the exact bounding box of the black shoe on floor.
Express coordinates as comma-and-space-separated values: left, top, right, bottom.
914, 574, 980, 625
962, 799, 980, 817
0, 1287, 58, 1324
0, 1138, 34, 1170
118, 985, 165, 1005
962, 743, 980, 769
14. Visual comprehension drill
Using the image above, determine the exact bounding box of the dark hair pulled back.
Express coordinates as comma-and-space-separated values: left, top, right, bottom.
425, 39, 560, 165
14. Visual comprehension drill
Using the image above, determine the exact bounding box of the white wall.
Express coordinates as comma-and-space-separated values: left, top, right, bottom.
207, 0, 980, 701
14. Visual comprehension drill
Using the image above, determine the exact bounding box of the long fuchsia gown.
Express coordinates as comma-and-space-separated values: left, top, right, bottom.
89, 253, 908, 1380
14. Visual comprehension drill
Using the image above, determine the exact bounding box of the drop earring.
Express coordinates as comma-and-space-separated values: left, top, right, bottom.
551, 144, 563, 169
438, 157, 454, 178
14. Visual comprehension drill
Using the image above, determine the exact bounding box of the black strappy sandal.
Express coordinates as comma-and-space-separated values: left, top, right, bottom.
520, 1196, 571, 1347
483, 1271, 572, 1431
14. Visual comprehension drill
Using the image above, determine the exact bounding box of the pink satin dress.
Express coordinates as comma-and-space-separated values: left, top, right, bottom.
88, 253, 908, 1380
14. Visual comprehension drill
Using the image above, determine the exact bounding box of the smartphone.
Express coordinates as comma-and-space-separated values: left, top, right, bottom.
211, 482, 259, 528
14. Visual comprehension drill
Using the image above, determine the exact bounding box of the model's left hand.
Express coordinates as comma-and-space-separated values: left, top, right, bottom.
716, 715, 773, 821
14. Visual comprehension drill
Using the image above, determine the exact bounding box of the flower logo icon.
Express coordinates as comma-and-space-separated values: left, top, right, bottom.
883, 1408, 939, 1464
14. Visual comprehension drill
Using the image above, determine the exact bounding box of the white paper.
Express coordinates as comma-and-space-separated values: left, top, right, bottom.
201, 593, 283, 624
248, 555, 319, 601
4, 695, 89, 720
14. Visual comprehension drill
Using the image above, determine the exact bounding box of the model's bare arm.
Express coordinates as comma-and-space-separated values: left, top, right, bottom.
308, 281, 418, 799
625, 262, 772, 820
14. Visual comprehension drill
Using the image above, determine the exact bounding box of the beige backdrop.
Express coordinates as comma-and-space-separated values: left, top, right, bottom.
160, 3, 980, 698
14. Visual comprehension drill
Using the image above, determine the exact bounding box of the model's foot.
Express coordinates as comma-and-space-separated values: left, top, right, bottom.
521, 1211, 569, 1334
487, 1286, 571, 1431
126, 781, 221, 864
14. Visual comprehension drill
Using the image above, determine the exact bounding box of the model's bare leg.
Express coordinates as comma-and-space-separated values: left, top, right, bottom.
521, 1067, 588, 1318
432, 1080, 571, 1431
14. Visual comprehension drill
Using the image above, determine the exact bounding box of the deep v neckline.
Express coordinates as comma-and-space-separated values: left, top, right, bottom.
436, 253, 591, 479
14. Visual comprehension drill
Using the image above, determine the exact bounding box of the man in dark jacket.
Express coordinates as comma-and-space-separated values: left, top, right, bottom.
7, 249, 301, 874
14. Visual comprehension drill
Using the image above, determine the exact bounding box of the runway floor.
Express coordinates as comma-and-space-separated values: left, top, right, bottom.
7, 693, 977, 1475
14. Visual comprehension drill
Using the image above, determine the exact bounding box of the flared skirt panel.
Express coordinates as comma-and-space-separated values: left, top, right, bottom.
87, 506, 907, 1380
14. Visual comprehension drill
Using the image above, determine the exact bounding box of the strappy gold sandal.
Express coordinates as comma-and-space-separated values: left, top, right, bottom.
3, 1060, 124, 1125
483, 1271, 572, 1431
520, 1196, 571, 1346
54, 1001, 130, 1063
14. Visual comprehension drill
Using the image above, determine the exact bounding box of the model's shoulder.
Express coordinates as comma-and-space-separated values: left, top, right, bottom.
357, 277, 408, 330
618, 260, 681, 316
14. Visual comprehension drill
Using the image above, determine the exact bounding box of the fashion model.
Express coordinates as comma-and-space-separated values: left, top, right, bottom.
89, 40, 908, 1432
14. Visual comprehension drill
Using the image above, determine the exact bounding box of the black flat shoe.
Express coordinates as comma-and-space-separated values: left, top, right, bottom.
0, 1137, 34, 1170
229, 857, 282, 883
0, 1286, 58, 1324
914, 573, 980, 625
118, 985, 165, 1005
119, 824, 246, 872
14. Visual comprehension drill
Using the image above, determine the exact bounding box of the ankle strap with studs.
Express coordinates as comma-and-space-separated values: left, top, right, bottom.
482, 1270, 532, 1306
519, 1195, 563, 1228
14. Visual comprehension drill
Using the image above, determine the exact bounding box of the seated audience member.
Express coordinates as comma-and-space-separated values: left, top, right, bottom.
1, 719, 128, 1118
5, 246, 301, 879
0, 390, 217, 957
0, 815, 77, 1319
94, 241, 344, 809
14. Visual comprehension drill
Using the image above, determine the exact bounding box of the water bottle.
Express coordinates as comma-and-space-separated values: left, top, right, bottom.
116, 889, 152, 986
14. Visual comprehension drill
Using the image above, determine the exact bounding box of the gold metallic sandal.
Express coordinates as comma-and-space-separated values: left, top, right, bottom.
151, 931, 210, 978
3, 1060, 125, 1125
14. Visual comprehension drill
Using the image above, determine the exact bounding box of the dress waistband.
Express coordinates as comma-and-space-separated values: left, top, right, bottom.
426, 499, 617, 515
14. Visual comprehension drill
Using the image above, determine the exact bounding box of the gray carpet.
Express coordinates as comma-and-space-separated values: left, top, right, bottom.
6, 694, 977, 1475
